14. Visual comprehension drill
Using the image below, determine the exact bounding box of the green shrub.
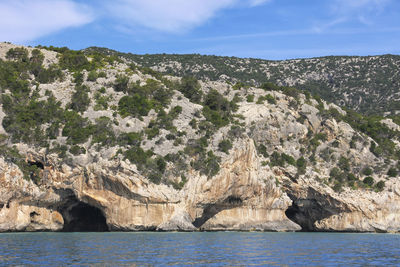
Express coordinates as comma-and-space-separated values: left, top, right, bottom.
98, 71, 107, 78
338, 156, 350, 172
34, 63, 63, 84
257, 94, 276, 104
62, 111, 92, 144
296, 157, 306, 168
156, 156, 167, 173
333, 182, 342, 192
59, 50, 91, 72
145, 124, 160, 140
148, 172, 162, 184
387, 167, 397, 177
87, 70, 98, 82
363, 176, 374, 187
270, 151, 285, 167
69, 85, 90, 113
70, 145, 86, 155
189, 119, 197, 129
178, 76, 202, 103
117, 132, 142, 146
261, 82, 280, 91
202, 106, 229, 128
257, 144, 269, 158
151, 83, 173, 106
184, 137, 208, 156
233, 82, 244, 90
246, 94, 254, 102
281, 153, 296, 166
202, 89, 232, 128
114, 74, 130, 92
228, 125, 245, 139
6, 48, 29, 62
375, 180, 385, 191
118, 94, 152, 118
124, 146, 153, 168
362, 167, 373, 176
192, 151, 221, 177
0, 145, 40, 182
172, 175, 188, 190
94, 94, 110, 111
73, 71, 84, 85
1, 93, 64, 145
347, 173, 357, 181
218, 139, 233, 153
91, 117, 116, 146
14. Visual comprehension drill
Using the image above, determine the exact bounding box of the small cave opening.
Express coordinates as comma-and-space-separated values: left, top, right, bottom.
59, 198, 108, 232
30, 211, 39, 218
28, 160, 44, 169
225, 196, 243, 205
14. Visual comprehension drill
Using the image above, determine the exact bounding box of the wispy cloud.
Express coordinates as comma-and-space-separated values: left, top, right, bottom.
0, 0, 93, 43
192, 29, 315, 42
306, 0, 392, 35
331, 0, 391, 24
333, 0, 390, 13
191, 25, 400, 43
104, 0, 237, 33
312, 17, 347, 33
248, 0, 272, 7
103, 0, 274, 33
0, 0, 276, 42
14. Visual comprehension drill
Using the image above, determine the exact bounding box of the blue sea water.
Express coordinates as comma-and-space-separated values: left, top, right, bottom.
0, 232, 399, 266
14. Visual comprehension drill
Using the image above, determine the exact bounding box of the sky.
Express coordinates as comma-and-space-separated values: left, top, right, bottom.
0, 0, 399, 60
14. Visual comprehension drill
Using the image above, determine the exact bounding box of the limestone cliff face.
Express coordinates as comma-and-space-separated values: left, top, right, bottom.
281, 176, 400, 232
1, 138, 399, 232
0, 140, 300, 232
1, 43, 400, 233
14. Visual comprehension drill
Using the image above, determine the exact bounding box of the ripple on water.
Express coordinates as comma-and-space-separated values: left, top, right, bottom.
0, 232, 399, 266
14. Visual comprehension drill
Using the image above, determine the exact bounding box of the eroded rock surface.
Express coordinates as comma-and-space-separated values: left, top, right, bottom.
0, 43, 399, 233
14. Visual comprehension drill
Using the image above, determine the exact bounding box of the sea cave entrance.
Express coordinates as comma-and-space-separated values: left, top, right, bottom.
59, 196, 108, 232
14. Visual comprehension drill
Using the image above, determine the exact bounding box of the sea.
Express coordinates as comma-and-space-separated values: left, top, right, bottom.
0, 232, 399, 266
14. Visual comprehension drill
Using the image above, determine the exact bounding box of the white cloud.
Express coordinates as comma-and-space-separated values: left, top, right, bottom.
0, 0, 93, 43
332, 0, 391, 21
248, 0, 271, 7
105, 0, 239, 33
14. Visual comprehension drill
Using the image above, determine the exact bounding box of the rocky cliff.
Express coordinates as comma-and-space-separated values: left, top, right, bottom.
0, 43, 399, 232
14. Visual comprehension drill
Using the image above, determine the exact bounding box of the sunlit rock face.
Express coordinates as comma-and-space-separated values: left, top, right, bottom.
0, 43, 399, 233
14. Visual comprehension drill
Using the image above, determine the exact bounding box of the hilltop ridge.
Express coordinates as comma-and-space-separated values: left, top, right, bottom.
84, 46, 400, 115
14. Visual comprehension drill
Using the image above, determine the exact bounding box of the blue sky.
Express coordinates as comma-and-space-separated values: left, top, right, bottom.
1, 0, 399, 59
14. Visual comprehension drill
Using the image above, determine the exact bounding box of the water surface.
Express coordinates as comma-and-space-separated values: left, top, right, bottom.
0, 232, 399, 266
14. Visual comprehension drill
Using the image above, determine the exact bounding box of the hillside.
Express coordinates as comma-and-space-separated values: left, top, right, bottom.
85, 47, 400, 116
0, 42, 400, 232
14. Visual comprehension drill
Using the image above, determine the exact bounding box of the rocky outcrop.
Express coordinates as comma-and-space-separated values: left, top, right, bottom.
2, 137, 399, 233
0, 140, 302, 232
281, 176, 400, 233
1, 43, 399, 233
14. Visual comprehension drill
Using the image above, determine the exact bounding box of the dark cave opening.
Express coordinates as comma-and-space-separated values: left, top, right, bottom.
60, 199, 109, 232
28, 160, 44, 169
285, 201, 310, 232
193, 196, 244, 228
192, 204, 225, 228
225, 196, 243, 205
284, 189, 344, 232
